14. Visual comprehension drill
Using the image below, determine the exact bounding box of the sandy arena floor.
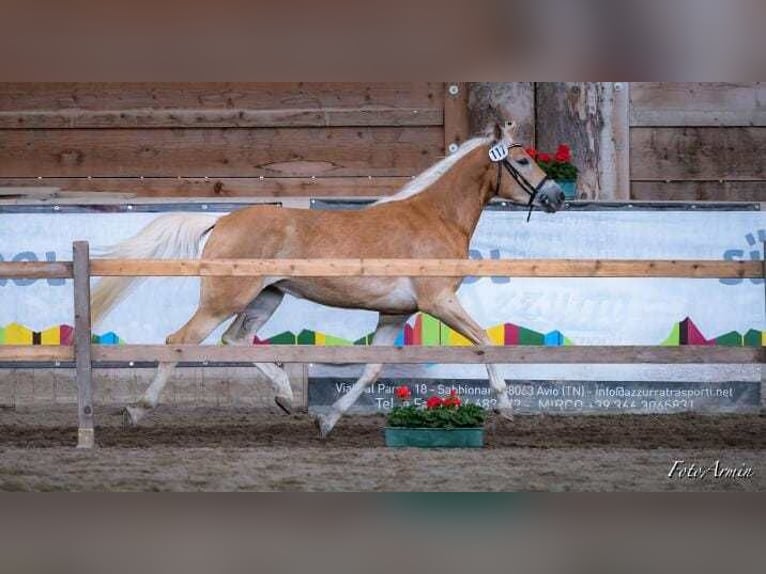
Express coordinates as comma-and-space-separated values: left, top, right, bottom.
0, 405, 763, 491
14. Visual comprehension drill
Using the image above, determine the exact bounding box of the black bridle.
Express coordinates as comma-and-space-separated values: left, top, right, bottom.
493, 143, 550, 222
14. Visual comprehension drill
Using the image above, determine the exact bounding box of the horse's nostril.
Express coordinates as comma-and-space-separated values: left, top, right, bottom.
557, 191, 565, 202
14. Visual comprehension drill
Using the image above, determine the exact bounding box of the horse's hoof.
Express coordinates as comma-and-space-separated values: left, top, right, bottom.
123, 406, 144, 427
314, 413, 336, 439
274, 396, 293, 415
494, 408, 514, 422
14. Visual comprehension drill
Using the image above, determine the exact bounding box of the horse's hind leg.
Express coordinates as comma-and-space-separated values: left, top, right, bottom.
125, 278, 262, 425
315, 313, 409, 438
220, 288, 295, 413
124, 306, 234, 425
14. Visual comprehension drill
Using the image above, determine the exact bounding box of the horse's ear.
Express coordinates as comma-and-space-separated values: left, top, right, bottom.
493, 123, 503, 141
503, 121, 519, 143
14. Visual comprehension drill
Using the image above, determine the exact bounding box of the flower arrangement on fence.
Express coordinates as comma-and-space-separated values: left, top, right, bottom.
386, 386, 487, 429
526, 144, 578, 181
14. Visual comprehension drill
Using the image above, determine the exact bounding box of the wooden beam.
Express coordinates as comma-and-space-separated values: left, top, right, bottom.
631, 127, 766, 181
90, 345, 764, 364
0, 176, 410, 198
0, 107, 443, 129
0, 344, 759, 365
0, 261, 72, 279
631, 181, 766, 202
0, 257, 759, 280
86, 258, 763, 279
630, 82, 765, 126
631, 110, 766, 127
73, 241, 94, 449
0, 346, 74, 361
612, 83, 630, 200
0, 126, 443, 178
0, 83, 444, 113
444, 83, 470, 152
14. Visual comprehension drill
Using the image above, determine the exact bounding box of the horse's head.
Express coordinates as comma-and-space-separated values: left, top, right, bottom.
486, 122, 566, 215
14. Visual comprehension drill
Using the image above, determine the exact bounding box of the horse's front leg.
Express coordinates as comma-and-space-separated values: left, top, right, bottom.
315, 314, 410, 438
421, 292, 513, 418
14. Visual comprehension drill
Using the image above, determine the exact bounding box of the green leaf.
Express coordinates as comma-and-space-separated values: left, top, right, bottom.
387, 402, 486, 428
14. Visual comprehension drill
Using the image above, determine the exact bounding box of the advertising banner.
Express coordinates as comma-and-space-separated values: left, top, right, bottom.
1, 202, 763, 413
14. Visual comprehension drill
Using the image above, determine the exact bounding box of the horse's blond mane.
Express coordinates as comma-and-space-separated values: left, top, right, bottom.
374, 136, 491, 205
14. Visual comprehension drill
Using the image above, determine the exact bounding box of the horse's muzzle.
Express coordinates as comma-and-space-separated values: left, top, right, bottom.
538, 180, 566, 213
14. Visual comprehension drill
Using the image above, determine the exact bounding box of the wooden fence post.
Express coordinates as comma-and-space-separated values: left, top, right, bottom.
73, 241, 94, 448
762, 242, 766, 318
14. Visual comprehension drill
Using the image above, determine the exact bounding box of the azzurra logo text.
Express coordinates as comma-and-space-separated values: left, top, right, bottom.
721, 230, 766, 285
464, 249, 510, 285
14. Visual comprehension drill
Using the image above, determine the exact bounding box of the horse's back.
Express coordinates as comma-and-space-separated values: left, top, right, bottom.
204, 202, 460, 260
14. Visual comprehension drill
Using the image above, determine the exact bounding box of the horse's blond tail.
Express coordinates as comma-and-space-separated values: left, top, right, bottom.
91, 213, 220, 326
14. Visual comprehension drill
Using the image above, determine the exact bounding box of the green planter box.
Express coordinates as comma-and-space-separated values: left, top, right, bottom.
384, 427, 484, 448
557, 179, 577, 200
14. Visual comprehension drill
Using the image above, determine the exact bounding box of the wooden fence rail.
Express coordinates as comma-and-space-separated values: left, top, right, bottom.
2, 258, 763, 279
72, 258, 766, 279
0, 344, 758, 365
0, 241, 763, 447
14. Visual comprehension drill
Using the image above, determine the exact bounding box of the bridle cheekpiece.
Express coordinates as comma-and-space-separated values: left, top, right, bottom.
489, 142, 550, 222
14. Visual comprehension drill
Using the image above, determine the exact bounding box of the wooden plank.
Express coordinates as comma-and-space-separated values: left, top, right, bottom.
0, 176, 410, 198
631, 82, 764, 126
91, 344, 764, 364
631, 181, 766, 202
0, 126, 444, 178
0, 261, 72, 279
444, 83, 470, 152
0, 83, 445, 112
0, 186, 60, 196
613, 83, 631, 200
0, 346, 74, 361
1, 344, 756, 366
631, 127, 766, 180
631, 110, 766, 127
0, 107, 443, 129
87, 258, 763, 279
763, 240, 766, 322
73, 241, 94, 448
0, 257, 757, 281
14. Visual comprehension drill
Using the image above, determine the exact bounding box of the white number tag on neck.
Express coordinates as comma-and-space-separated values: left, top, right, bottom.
488, 144, 508, 162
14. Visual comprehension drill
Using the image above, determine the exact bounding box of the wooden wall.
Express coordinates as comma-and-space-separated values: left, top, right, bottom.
3, 82, 762, 203
630, 82, 765, 202
0, 83, 468, 199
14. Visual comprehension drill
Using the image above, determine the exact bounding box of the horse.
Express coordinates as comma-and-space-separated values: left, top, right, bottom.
91, 121, 565, 437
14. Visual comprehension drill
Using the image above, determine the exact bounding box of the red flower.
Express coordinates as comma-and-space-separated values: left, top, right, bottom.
525, 147, 538, 159
425, 396, 443, 409
443, 389, 462, 408
555, 144, 572, 163
394, 385, 411, 400
538, 153, 552, 162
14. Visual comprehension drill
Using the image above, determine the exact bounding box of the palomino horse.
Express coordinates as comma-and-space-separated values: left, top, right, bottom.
91, 122, 565, 436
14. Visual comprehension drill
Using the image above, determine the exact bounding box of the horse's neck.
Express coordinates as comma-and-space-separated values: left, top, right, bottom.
410, 146, 493, 241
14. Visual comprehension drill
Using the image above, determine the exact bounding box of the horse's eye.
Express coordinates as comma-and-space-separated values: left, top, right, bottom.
516, 157, 530, 166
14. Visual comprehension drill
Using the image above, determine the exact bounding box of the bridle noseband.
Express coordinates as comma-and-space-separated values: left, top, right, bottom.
490, 142, 550, 222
